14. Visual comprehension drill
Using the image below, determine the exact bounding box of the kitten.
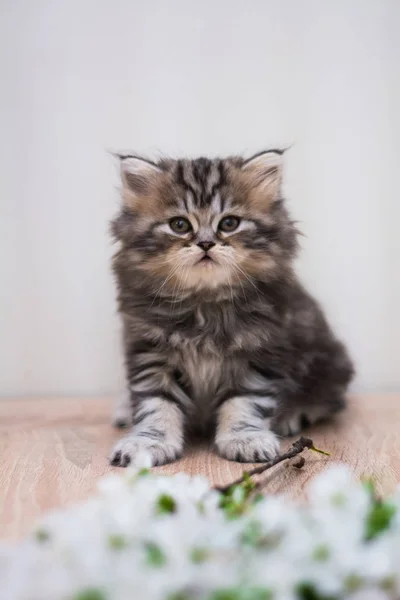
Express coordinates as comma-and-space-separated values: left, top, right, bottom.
109, 151, 354, 467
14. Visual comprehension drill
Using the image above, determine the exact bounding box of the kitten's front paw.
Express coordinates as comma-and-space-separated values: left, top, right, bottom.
216, 430, 280, 463
109, 435, 182, 468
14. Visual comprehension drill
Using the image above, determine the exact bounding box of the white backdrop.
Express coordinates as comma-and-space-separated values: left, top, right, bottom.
1, 0, 399, 396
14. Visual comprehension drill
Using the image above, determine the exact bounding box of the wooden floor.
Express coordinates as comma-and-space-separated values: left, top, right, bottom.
0, 395, 399, 541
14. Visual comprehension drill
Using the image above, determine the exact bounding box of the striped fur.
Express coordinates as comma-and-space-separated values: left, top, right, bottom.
109, 151, 354, 467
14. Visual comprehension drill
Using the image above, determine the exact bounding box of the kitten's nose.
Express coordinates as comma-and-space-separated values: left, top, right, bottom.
197, 241, 216, 252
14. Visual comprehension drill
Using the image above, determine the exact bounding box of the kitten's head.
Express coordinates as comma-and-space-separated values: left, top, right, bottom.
112, 151, 298, 297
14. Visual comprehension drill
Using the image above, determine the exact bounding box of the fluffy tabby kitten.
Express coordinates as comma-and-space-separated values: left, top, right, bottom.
109, 151, 354, 467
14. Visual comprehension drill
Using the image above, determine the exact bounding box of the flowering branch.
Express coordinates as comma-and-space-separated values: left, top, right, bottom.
4, 456, 398, 600
214, 436, 327, 493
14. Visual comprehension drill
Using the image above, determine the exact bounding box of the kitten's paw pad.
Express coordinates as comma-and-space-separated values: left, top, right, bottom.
216, 430, 280, 463
109, 435, 182, 468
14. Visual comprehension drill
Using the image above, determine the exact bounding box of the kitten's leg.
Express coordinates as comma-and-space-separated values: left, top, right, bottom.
109, 346, 190, 467
110, 396, 184, 467
112, 390, 133, 428
215, 395, 280, 463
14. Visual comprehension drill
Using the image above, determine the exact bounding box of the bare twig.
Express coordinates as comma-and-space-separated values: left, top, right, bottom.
215, 437, 319, 493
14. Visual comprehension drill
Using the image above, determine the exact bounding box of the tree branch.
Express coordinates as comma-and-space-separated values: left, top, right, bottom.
215, 436, 318, 493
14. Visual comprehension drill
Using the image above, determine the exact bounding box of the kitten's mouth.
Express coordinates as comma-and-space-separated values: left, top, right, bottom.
197, 255, 215, 265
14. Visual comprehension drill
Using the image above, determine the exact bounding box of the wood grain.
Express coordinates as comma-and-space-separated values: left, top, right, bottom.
0, 395, 399, 541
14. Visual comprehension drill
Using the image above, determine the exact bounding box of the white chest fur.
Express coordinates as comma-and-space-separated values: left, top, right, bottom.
183, 346, 224, 401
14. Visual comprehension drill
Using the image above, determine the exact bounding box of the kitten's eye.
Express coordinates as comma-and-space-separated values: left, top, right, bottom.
169, 217, 192, 234
218, 215, 241, 233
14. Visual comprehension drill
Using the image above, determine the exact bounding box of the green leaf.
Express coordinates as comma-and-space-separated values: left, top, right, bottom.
156, 494, 177, 515
138, 468, 150, 477
145, 542, 166, 567
365, 500, 396, 540
219, 479, 256, 518
190, 547, 209, 563
246, 591, 272, 600
108, 534, 127, 550
241, 521, 262, 546
344, 574, 363, 592
296, 582, 336, 600
35, 528, 50, 543
73, 589, 107, 600
380, 575, 396, 591
209, 590, 240, 600
128, 467, 151, 486
362, 477, 376, 497
252, 493, 264, 505
312, 544, 330, 562
241, 521, 282, 550
242, 472, 256, 492
331, 492, 346, 507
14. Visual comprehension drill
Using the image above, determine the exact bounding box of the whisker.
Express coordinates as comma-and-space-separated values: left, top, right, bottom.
149, 261, 184, 307
223, 257, 262, 304
168, 259, 189, 319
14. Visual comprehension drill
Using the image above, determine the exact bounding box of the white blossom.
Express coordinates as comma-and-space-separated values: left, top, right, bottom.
1, 463, 399, 600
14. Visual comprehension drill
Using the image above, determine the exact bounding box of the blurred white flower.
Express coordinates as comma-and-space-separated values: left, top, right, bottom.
0, 464, 399, 600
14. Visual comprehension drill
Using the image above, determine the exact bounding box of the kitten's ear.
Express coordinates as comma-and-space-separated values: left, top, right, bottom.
120, 156, 162, 196
242, 150, 283, 199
